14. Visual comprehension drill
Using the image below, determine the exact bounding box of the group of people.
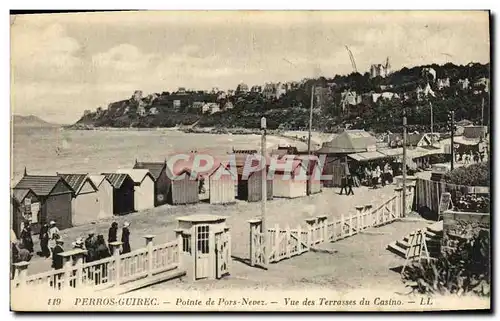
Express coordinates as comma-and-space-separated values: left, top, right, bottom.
456, 151, 487, 165
361, 162, 394, 189
11, 220, 133, 274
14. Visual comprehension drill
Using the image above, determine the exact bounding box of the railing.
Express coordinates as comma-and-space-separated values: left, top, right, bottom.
249, 186, 414, 266
11, 235, 180, 292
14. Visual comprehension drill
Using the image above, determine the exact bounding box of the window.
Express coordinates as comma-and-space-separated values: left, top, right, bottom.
197, 225, 209, 254
182, 234, 191, 254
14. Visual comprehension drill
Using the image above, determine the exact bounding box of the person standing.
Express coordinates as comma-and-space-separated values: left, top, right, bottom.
96, 235, 111, 260
20, 221, 34, 253
48, 221, 60, 258
85, 233, 98, 262
108, 222, 118, 244
339, 174, 348, 195
121, 222, 131, 254
39, 223, 50, 258
346, 174, 354, 196
51, 239, 65, 270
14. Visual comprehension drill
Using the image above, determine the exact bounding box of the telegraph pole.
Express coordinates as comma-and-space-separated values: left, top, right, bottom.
449, 111, 455, 171
306, 85, 315, 196
260, 116, 268, 267
430, 101, 434, 146
402, 115, 407, 217
481, 97, 485, 126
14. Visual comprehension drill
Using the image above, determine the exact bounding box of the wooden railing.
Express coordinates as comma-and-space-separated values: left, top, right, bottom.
11, 235, 180, 292
249, 186, 414, 266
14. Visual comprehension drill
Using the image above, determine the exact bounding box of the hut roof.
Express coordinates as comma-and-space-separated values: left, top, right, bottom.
101, 173, 133, 189
272, 157, 307, 176
463, 126, 487, 139
13, 175, 71, 197
456, 119, 473, 127
133, 161, 166, 180
12, 188, 33, 203
57, 173, 97, 194
116, 169, 154, 184
88, 175, 107, 187
317, 130, 377, 154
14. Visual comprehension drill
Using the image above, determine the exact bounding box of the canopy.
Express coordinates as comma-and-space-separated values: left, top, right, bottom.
347, 151, 388, 162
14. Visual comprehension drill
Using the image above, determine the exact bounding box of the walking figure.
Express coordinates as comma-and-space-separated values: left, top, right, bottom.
39, 223, 50, 258
121, 222, 131, 254
346, 174, 354, 195
48, 221, 60, 258
20, 221, 34, 253
339, 174, 348, 195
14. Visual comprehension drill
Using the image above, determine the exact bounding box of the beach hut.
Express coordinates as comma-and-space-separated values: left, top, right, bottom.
11, 188, 40, 235
133, 160, 169, 206
101, 173, 136, 215
165, 157, 199, 205
271, 157, 308, 198
13, 173, 74, 231
116, 169, 155, 211
57, 173, 100, 226
88, 175, 114, 219
304, 155, 323, 195
317, 129, 377, 187
235, 154, 273, 202
207, 162, 237, 205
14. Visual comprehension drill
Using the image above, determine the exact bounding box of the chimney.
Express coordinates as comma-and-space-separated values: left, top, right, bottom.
23, 167, 27, 176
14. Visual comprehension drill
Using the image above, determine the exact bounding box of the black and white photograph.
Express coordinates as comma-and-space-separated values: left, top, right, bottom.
9, 10, 491, 311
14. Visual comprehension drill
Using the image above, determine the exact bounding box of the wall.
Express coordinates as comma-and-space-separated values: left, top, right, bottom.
209, 170, 235, 204
135, 176, 155, 211
170, 175, 199, 205
44, 193, 73, 230
96, 180, 114, 220
72, 191, 100, 226
154, 170, 169, 206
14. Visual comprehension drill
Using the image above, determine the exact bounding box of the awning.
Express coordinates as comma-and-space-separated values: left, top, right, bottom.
454, 136, 481, 146
348, 151, 388, 162
378, 148, 403, 157
348, 153, 365, 161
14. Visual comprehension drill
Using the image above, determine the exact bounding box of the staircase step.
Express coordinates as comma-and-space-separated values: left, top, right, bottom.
387, 241, 407, 259
396, 239, 410, 249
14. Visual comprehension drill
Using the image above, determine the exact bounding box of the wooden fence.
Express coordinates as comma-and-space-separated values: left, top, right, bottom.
249, 186, 414, 266
11, 235, 180, 292
415, 178, 490, 219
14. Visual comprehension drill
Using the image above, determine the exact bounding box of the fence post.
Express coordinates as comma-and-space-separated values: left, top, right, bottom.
285, 225, 291, 258
394, 187, 403, 218
174, 229, 184, 269
355, 206, 364, 232
340, 214, 345, 238
297, 225, 304, 252
12, 261, 30, 289
349, 211, 354, 236
274, 223, 280, 261
73, 250, 87, 288
305, 218, 316, 246
144, 235, 155, 276
247, 219, 262, 267
109, 241, 123, 287
62, 255, 73, 290
224, 227, 231, 272
364, 204, 373, 227
316, 215, 327, 243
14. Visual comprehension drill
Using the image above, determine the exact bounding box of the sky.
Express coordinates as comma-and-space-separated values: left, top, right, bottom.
10, 11, 490, 124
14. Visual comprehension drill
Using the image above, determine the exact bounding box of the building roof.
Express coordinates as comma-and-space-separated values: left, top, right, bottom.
13, 175, 72, 197
348, 151, 388, 162
12, 188, 33, 203
133, 161, 166, 181
463, 126, 487, 139
57, 173, 97, 194
116, 169, 154, 184
317, 130, 377, 154
88, 175, 107, 187
101, 173, 133, 189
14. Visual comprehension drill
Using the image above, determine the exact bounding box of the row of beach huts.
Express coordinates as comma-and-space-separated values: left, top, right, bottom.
11, 150, 322, 235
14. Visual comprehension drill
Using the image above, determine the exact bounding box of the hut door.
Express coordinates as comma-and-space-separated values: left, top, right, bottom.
195, 225, 210, 279
215, 231, 229, 279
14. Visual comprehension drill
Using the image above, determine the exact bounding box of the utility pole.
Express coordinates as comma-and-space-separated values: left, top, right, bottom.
430, 101, 434, 146
449, 111, 455, 171
481, 97, 485, 126
402, 115, 407, 217
260, 116, 268, 267
306, 85, 315, 196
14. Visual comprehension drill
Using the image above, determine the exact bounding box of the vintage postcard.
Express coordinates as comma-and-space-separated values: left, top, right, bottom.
10, 10, 491, 312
